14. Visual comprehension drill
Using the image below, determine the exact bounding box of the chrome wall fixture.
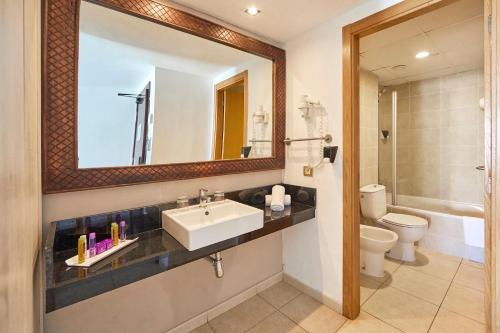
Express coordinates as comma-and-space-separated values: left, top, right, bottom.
248, 139, 273, 143
284, 134, 332, 146
206, 252, 224, 278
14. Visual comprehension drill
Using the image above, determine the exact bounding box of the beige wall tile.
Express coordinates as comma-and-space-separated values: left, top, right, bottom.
443, 88, 479, 109
411, 93, 441, 113
360, 70, 379, 188
411, 111, 440, 129
378, 69, 484, 203
442, 70, 478, 91
440, 145, 478, 166
411, 77, 441, 96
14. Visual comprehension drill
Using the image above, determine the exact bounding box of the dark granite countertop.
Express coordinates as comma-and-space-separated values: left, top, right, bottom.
44, 184, 316, 312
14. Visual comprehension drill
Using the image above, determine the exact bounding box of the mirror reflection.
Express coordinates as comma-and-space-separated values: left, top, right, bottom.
77, 2, 273, 168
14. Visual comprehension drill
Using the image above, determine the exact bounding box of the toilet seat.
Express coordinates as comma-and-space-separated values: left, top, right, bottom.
380, 213, 427, 228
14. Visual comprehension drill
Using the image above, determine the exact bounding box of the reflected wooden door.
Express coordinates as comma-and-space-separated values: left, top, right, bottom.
213, 71, 248, 160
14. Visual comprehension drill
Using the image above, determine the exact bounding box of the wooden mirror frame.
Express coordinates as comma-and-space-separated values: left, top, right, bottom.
42, 0, 285, 193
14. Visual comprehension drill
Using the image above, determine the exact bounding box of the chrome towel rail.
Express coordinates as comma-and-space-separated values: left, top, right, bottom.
248, 139, 272, 143
284, 134, 332, 146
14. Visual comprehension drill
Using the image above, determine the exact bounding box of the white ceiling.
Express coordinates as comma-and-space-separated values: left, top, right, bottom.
360, 0, 484, 85
79, 1, 269, 88
168, 0, 366, 43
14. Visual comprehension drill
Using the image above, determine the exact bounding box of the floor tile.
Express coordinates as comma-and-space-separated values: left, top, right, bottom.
280, 294, 347, 333
403, 248, 461, 281
337, 311, 402, 333
454, 263, 484, 292
208, 296, 275, 333
362, 286, 438, 333
364, 257, 402, 284
442, 283, 485, 324
190, 324, 214, 333
462, 259, 484, 270
258, 282, 301, 309
360, 275, 382, 305
385, 265, 451, 305
247, 312, 307, 333
429, 308, 486, 333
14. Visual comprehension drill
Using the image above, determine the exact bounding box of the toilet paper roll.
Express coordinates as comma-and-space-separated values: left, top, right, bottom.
265, 194, 291, 207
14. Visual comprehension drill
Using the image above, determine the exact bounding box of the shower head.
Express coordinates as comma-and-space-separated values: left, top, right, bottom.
378, 87, 388, 101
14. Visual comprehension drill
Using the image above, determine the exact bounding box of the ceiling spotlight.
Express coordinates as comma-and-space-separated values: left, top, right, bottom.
416, 50, 430, 59
245, 6, 261, 16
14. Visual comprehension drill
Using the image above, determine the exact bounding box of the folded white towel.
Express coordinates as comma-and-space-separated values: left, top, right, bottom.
265, 194, 291, 207
270, 185, 285, 211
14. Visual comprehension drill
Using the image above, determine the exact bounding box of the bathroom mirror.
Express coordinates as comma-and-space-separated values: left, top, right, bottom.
42, 0, 285, 192
78, 2, 274, 168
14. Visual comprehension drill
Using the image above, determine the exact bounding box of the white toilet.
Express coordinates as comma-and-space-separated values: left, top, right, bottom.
360, 184, 428, 262
360, 225, 398, 277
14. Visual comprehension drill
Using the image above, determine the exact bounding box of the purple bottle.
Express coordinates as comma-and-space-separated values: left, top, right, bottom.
119, 221, 126, 242
88, 233, 96, 257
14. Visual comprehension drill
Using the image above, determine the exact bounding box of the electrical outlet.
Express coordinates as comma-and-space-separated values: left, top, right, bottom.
303, 166, 313, 177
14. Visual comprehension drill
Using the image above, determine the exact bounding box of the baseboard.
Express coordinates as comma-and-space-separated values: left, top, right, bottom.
283, 273, 343, 314
165, 271, 283, 333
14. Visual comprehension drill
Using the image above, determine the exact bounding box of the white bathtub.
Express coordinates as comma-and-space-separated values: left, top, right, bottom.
387, 194, 484, 263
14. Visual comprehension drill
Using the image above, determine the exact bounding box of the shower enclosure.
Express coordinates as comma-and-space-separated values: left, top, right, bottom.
378, 70, 485, 262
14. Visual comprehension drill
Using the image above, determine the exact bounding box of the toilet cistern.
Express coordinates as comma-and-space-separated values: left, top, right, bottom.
360, 184, 428, 262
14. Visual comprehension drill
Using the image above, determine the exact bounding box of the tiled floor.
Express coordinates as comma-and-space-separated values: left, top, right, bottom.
191, 248, 485, 333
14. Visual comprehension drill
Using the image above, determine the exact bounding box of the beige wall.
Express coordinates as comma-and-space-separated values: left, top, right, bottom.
0, 0, 41, 332
360, 70, 379, 187
43, 170, 283, 332
379, 69, 484, 204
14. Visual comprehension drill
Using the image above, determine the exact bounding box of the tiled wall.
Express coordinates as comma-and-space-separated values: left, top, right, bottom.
379, 69, 484, 204
360, 70, 379, 187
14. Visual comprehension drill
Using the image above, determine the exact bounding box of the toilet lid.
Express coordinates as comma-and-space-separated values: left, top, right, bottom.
381, 213, 428, 228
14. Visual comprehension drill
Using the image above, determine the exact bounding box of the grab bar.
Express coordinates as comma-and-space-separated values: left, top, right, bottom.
284, 134, 332, 146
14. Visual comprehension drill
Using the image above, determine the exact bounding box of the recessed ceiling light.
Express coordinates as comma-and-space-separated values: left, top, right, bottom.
245, 6, 261, 16
416, 51, 430, 59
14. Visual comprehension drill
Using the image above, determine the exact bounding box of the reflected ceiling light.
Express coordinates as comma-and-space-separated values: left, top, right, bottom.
245, 6, 261, 16
416, 50, 430, 59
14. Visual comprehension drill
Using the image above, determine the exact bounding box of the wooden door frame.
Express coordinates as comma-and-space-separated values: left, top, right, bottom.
213, 70, 249, 160
487, 0, 498, 330
342, 0, 494, 325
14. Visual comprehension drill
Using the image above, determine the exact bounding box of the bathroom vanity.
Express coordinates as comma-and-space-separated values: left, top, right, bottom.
44, 184, 315, 312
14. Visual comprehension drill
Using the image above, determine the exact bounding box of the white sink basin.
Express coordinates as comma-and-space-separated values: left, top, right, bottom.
162, 199, 264, 251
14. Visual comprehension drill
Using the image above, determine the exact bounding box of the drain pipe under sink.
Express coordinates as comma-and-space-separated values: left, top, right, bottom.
206, 252, 224, 278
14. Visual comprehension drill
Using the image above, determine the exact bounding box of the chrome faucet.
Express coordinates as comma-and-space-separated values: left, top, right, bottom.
199, 188, 209, 206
